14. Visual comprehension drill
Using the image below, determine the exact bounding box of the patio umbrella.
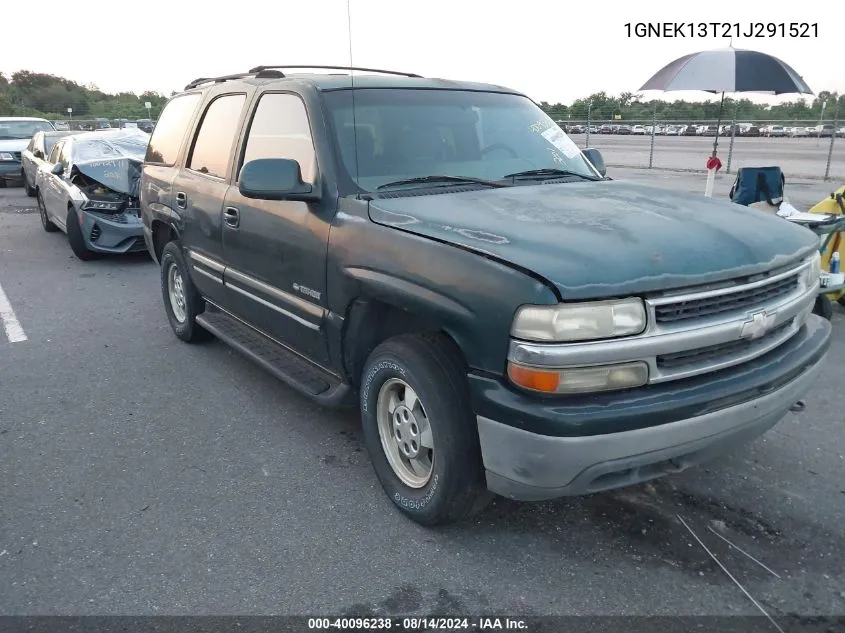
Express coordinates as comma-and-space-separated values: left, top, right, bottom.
639, 46, 813, 159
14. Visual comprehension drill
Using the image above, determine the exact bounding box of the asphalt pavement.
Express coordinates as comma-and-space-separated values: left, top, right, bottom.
1, 176, 844, 618
573, 134, 844, 181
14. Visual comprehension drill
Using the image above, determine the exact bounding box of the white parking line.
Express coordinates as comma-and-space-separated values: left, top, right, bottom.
0, 282, 27, 343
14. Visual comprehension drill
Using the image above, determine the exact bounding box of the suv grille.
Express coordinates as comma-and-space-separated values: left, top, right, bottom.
654, 273, 800, 324
656, 321, 793, 370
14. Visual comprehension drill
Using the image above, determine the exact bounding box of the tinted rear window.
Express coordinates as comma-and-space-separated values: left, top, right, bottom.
144, 93, 202, 165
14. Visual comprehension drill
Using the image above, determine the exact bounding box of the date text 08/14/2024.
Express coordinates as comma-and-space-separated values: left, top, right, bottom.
307, 617, 528, 630
625, 22, 818, 38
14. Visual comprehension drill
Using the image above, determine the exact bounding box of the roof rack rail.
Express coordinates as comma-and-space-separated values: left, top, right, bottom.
184, 72, 255, 91
247, 65, 422, 78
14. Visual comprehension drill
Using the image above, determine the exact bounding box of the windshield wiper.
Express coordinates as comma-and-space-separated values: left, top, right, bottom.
503, 168, 599, 182
376, 175, 508, 191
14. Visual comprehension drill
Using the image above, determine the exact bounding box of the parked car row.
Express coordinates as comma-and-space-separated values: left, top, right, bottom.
51, 118, 156, 133
559, 122, 844, 138
2, 115, 153, 258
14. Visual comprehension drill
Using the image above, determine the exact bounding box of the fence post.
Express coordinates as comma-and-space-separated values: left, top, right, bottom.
824, 98, 839, 181
726, 102, 738, 174
585, 102, 591, 148
648, 106, 656, 168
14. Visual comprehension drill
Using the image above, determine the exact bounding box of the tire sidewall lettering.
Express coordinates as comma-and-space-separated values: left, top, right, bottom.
393, 474, 439, 510
361, 360, 406, 414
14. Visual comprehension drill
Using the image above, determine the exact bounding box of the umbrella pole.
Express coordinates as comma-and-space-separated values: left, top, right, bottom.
712, 91, 725, 156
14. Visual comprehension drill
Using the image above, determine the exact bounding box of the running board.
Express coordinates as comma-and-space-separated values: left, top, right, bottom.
196, 306, 354, 408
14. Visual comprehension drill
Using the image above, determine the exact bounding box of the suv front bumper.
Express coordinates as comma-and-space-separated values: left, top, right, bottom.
470, 314, 830, 501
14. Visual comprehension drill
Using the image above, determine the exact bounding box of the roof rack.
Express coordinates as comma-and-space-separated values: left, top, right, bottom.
183, 65, 422, 91
248, 65, 422, 78
184, 73, 256, 91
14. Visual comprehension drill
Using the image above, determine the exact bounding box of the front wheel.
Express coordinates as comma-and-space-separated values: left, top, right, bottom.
360, 333, 492, 526
66, 207, 98, 260
813, 295, 834, 320
159, 241, 211, 343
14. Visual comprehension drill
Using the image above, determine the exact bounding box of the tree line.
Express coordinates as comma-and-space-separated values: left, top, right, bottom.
0, 71, 170, 120
0, 70, 842, 124
539, 90, 844, 123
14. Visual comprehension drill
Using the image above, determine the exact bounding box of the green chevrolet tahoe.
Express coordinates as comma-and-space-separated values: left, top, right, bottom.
140, 66, 830, 526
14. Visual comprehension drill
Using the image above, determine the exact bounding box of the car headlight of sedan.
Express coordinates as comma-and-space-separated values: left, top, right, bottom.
81, 199, 124, 212
511, 298, 647, 342
0, 152, 15, 161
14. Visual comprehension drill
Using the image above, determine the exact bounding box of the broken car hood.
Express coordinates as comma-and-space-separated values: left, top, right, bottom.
368, 180, 819, 300
75, 157, 142, 196
70, 129, 149, 196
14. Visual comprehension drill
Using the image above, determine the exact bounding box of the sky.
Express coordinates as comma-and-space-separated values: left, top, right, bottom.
3, 0, 843, 106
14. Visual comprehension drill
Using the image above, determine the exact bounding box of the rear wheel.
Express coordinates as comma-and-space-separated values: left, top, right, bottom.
36, 191, 57, 232
360, 333, 492, 526
160, 241, 211, 343
66, 207, 98, 260
23, 171, 35, 197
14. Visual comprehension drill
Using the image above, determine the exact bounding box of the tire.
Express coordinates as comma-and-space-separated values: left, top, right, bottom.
36, 191, 58, 232
159, 241, 211, 343
838, 296, 845, 307
23, 172, 35, 197
360, 333, 492, 526
813, 295, 834, 320
66, 207, 99, 260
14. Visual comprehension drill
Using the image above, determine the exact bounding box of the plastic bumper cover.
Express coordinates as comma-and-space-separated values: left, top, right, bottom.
474, 315, 830, 501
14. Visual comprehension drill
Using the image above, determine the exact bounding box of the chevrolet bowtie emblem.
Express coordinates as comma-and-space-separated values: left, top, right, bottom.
740, 310, 777, 340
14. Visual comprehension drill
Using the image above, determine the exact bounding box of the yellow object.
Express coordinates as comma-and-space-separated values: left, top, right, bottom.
808, 185, 845, 301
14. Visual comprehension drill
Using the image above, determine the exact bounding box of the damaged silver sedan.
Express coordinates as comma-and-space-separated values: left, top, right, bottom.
34, 128, 150, 260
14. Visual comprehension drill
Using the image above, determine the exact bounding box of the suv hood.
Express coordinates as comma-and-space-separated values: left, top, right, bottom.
0, 139, 28, 152
368, 180, 818, 300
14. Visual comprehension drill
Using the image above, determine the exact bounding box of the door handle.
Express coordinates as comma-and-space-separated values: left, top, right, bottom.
223, 207, 240, 228
175, 192, 187, 209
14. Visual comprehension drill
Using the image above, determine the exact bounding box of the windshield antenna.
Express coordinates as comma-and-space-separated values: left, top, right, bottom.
347, 0, 360, 194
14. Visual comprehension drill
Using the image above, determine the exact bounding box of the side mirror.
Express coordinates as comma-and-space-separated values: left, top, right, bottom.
582, 147, 607, 177
33, 150, 44, 159
51, 163, 64, 176
238, 158, 319, 202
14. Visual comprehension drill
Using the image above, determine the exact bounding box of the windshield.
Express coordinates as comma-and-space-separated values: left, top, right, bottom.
0, 119, 54, 140
323, 89, 598, 192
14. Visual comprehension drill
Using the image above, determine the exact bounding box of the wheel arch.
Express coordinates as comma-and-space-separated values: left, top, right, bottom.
341, 296, 468, 388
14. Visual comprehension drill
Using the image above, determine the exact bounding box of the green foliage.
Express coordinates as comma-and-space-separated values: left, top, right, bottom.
547, 91, 844, 123
0, 71, 168, 120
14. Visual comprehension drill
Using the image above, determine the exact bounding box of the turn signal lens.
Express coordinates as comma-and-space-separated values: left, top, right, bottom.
507, 363, 560, 393
507, 361, 649, 394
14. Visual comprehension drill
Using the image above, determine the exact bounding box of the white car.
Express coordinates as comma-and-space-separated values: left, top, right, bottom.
789, 126, 809, 137
0, 117, 56, 187
631, 125, 646, 135
20, 130, 81, 197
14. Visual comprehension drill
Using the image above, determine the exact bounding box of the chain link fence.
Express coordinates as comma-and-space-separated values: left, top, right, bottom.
16, 111, 842, 181
552, 114, 843, 181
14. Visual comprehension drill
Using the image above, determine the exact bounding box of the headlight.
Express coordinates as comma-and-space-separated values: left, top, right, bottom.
0, 152, 15, 161
802, 252, 822, 288
507, 361, 649, 394
81, 200, 124, 212
511, 298, 646, 342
